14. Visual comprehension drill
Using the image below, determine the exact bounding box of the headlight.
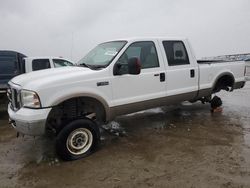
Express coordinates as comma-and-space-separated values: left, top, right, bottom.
21, 90, 41, 108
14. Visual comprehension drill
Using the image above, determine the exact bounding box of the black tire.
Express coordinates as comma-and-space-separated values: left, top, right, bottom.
56, 118, 100, 161
210, 96, 222, 109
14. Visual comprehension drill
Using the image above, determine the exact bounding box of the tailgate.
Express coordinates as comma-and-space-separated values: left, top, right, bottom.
246, 62, 250, 81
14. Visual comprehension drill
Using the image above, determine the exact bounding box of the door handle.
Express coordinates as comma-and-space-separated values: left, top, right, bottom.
154, 73, 165, 81
160, 73, 165, 82
190, 69, 195, 78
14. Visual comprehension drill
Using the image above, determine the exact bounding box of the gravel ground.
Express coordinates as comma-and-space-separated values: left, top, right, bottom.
0, 82, 250, 188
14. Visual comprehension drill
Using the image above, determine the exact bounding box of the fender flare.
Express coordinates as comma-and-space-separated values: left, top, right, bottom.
211, 72, 235, 92
50, 93, 111, 122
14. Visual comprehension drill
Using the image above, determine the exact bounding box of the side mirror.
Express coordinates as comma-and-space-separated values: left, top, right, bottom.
128, 58, 141, 75
113, 63, 122, 75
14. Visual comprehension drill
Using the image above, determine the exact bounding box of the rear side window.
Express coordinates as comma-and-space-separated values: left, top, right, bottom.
53, 59, 73, 67
163, 41, 190, 66
32, 59, 51, 71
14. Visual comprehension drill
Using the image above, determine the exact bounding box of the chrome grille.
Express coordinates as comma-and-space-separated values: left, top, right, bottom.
7, 84, 21, 111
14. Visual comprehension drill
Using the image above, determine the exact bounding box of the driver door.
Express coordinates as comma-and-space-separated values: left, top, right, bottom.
111, 41, 166, 113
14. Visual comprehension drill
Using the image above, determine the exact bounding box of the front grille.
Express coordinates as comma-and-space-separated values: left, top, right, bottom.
8, 85, 21, 111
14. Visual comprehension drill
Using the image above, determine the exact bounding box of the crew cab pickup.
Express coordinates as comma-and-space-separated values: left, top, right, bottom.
0, 54, 74, 95
7, 38, 247, 160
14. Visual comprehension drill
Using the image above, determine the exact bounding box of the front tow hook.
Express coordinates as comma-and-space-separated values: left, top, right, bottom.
8, 119, 19, 137
8, 119, 15, 124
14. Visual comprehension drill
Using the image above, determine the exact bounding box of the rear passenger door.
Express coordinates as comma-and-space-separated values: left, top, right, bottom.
161, 40, 198, 99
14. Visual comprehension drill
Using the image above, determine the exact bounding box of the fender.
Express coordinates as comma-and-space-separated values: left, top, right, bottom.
211, 71, 235, 92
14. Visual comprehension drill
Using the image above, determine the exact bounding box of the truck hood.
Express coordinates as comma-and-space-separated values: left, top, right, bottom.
10, 67, 98, 90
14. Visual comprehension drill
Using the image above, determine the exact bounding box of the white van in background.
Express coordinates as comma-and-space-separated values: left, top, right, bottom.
23, 57, 75, 72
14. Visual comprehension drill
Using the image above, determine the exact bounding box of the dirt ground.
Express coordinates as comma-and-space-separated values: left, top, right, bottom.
0, 82, 250, 188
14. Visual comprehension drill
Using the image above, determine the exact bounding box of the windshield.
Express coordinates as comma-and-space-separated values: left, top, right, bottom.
78, 41, 127, 68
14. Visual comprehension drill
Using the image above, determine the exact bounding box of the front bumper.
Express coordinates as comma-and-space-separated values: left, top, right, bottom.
8, 104, 52, 136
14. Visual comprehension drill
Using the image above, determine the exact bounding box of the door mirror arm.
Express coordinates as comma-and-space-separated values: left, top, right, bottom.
113, 63, 122, 75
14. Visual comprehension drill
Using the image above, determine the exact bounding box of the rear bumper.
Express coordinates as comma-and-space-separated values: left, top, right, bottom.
8, 104, 51, 136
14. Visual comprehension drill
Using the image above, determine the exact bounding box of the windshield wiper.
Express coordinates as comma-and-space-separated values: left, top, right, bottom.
79, 63, 106, 70
90, 65, 107, 69
79, 63, 92, 69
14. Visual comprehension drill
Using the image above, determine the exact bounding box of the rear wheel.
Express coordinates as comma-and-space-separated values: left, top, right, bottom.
56, 118, 100, 161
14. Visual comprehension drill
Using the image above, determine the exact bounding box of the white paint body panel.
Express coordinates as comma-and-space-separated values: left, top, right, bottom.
11, 67, 113, 107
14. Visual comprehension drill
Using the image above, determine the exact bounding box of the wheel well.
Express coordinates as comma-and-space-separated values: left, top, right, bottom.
212, 74, 234, 93
46, 97, 106, 134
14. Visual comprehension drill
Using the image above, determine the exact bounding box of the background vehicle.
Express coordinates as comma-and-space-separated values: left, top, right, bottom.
0, 51, 26, 94
0, 55, 74, 96
7, 37, 246, 160
23, 57, 74, 72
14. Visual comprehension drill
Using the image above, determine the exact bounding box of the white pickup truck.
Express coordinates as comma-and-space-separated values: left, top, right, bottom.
7, 38, 246, 160
23, 57, 74, 72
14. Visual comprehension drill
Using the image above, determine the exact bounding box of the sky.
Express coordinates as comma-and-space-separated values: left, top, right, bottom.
0, 0, 250, 62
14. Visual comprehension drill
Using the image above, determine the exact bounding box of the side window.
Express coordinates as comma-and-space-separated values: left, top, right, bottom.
32, 59, 51, 71
53, 59, 73, 67
163, 41, 190, 66
116, 41, 159, 74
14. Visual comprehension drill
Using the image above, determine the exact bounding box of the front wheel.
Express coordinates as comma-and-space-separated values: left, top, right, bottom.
56, 118, 100, 161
